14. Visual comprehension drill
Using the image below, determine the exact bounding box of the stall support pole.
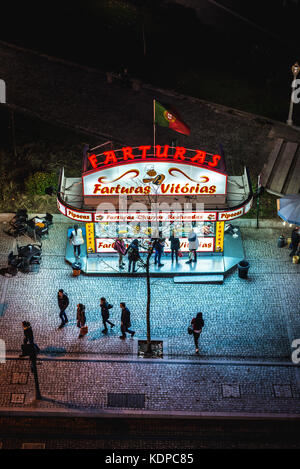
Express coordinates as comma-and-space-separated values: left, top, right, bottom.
256, 174, 261, 229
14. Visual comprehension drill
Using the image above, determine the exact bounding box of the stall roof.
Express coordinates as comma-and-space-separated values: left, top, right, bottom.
260, 138, 300, 197
58, 167, 251, 214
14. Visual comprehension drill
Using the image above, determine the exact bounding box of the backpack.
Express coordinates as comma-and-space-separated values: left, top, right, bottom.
128, 246, 139, 260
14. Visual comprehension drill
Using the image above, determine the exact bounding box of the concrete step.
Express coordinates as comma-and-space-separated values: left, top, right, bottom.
173, 275, 224, 284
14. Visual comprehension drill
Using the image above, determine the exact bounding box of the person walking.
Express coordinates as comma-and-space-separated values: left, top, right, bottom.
119, 302, 135, 339
77, 303, 87, 339
126, 239, 140, 273
190, 312, 204, 354
186, 229, 199, 264
57, 289, 69, 329
69, 224, 84, 258
19, 321, 34, 357
153, 236, 165, 267
289, 227, 300, 259
169, 233, 180, 263
114, 237, 126, 270
100, 297, 115, 334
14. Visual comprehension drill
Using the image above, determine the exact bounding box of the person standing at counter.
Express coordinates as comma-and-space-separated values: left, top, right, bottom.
114, 237, 126, 270
126, 239, 140, 273
69, 224, 84, 259
186, 229, 199, 264
169, 233, 180, 263
153, 235, 165, 267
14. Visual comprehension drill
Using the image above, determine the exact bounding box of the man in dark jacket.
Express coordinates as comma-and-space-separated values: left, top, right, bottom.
125, 239, 140, 273
19, 321, 35, 357
57, 289, 69, 329
153, 236, 164, 267
119, 302, 135, 339
290, 227, 300, 258
169, 234, 180, 263
100, 297, 115, 334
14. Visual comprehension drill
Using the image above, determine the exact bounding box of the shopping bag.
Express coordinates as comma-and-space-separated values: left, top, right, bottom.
178, 250, 183, 258
80, 326, 88, 336
292, 255, 299, 264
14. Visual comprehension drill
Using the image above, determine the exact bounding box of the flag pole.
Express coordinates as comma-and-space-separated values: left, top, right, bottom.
153, 99, 156, 157
256, 173, 261, 229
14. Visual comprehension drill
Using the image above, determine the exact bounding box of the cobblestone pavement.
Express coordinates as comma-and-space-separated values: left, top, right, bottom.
0, 222, 299, 414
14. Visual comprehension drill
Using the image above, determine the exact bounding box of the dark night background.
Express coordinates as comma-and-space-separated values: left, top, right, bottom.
2, 0, 300, 121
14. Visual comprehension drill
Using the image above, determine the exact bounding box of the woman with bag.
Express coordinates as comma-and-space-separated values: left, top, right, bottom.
77, 303, 87, 338
69, 224, 84, 259
114, 237, 126, 270
190, 312, 204, 354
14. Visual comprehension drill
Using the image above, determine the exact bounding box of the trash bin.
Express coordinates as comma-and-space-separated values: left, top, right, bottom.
277, 235, 286, 248
238, 260, 249, 279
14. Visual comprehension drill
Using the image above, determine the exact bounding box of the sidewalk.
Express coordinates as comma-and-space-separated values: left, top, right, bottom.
0, 221, 299, 415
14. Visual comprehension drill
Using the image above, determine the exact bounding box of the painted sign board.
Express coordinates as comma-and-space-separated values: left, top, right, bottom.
94, 211, 217, 223
83, 162, 227, 197
95, 237, 214, 253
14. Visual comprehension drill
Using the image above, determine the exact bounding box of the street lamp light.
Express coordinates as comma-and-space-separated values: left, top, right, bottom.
287, 62, 300, 126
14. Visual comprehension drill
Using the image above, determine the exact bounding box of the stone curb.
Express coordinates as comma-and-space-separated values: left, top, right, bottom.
5, 354, 297, 367
0, 213, 286, 228
0, 407, 299, 420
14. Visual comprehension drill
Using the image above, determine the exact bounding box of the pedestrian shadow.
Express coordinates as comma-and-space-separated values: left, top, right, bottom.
85, 312, 102, 324
88, 327, 117, 341
40, 346, 67, 357
88, 328, 106, 341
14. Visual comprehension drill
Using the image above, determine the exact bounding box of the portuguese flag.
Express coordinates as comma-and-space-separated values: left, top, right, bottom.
154, 100, 190, 136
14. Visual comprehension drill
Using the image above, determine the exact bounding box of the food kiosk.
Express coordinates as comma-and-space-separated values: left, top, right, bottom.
57, 143, 252, 274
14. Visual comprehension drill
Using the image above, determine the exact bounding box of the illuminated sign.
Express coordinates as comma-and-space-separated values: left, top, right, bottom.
244, 198, 253, 215
86, 223, 95, 254
57, 196, 248, 224
57, 199, 66, 215
83, 162, 227, 197
87, 145, 222, 170
218, 207, 244, 221
94, 212, 217, 222
215, 221, 224, 252
65, 208, 93, 222
95, 237, 214, 253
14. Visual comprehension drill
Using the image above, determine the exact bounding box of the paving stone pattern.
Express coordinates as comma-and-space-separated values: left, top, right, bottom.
0, 223, 299, 359
0, 222, 299, 413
